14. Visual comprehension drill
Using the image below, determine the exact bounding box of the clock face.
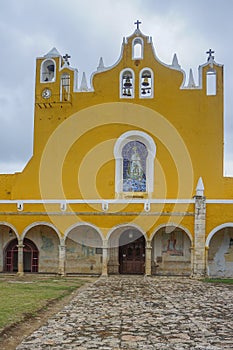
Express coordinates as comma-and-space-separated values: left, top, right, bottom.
42, 88, 51, 99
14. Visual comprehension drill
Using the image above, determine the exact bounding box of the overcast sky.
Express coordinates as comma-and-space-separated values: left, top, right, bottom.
0, 0, 233, 175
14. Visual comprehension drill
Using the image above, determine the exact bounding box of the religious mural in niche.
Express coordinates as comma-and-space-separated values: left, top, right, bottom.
122, 141, 147, 192
162, 231, 184, 256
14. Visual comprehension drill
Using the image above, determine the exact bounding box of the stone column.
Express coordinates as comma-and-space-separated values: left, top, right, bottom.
145, 240, 152, 276
58, 240, 66, 276
205, 246, 210, 277
102, 240, 108, 276
17, 239, 24, 276
193, 195, 206, 277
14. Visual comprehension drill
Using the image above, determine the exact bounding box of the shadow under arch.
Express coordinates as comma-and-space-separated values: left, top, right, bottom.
64, 222, 104, 243
22, 221, 62, 241
64, 222, 104, 275
151, 223, 193, 244
0, 221, 19, 240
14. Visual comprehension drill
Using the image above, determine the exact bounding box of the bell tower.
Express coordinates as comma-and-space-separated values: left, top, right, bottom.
33, 48, 78, 156
34, 47, 78, 109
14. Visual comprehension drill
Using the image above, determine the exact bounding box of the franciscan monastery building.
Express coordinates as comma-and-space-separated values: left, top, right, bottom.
1, 22, 233, 277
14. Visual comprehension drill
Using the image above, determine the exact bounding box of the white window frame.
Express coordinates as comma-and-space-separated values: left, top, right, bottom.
120, 68, 135, 99
114, 130, 156, 195
40, 58, 56, 83
132, 37, 144, 60
139, 67, 154, 98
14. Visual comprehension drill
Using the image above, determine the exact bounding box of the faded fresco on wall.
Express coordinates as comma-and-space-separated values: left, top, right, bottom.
41, 234, 54, 252
162, 231, 184, 256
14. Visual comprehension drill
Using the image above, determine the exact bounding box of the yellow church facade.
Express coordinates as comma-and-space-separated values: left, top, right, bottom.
1, 23, 233, 277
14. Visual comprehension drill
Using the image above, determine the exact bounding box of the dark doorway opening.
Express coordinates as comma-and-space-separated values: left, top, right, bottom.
119, 229, 145, 274
4, 238, 39, 272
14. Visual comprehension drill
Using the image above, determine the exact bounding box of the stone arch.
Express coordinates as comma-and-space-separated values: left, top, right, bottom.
206, 224, 233, 277
64, 223, 104, 275
151, 223, 193, 243
107, 223, 147, 274
22, 222, 61, 273
206, 223, 233, 247
22, 221, 61, 240
151, 223, 192, 276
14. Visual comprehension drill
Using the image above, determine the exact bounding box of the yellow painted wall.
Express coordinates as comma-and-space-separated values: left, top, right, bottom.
0, 28, 232, 240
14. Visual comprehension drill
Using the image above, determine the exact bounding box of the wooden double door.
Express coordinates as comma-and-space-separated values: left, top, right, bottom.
119, 235, 145, 274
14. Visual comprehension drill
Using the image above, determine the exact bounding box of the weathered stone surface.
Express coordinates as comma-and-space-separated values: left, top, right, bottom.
16, 276, 233, 349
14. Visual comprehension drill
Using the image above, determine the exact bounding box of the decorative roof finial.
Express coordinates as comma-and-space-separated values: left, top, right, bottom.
97, 57, 105, 71
171, 53, 181, 69
63, 53, 71, 66
206, 49, 215, 61
134, 20, 142, 30
196, 177, 205, 197
80, 72, 88, 91
187, 69, 196, 88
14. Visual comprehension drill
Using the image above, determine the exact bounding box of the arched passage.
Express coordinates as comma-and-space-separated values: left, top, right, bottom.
64, 224, 103, 274
108, 224, 146, 274
151, 225, 192, 275
4, 238, 39, 272
23, 223, 60, 273
207, 225, 233, 277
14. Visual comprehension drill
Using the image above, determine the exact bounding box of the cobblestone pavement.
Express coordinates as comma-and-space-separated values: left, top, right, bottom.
17, 276, 233, 350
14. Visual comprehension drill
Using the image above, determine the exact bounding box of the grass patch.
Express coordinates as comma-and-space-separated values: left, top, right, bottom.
0, 275, 89, 330
203, 278, 233, 285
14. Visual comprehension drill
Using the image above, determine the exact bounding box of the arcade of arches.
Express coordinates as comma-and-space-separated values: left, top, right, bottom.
1, 223, 233, 277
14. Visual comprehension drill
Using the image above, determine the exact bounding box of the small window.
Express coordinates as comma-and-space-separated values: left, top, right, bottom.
41, 59, 56, 82
206, 68, 216, 95
132, 37, 143, 59
60, 73, 70, 101
120, 69, 134, 98
140, 69, 153, 98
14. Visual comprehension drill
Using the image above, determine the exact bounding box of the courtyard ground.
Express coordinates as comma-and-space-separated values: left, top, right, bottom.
9, 275, 233, 350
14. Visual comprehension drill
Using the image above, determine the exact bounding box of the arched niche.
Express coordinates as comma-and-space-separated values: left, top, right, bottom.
114, 130, 156, 195
40, 59, 56, 82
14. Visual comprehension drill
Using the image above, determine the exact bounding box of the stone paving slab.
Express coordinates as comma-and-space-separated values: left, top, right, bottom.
16, 276, 233, 349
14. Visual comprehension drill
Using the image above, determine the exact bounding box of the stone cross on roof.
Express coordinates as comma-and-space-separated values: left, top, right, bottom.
63, 53, 71, 65
134, 20, 142, 30
206, 49, 215, 61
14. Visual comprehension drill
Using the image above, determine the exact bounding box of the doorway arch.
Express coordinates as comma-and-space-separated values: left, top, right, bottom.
119, 229, 145, 274
4, 238, 39, 272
